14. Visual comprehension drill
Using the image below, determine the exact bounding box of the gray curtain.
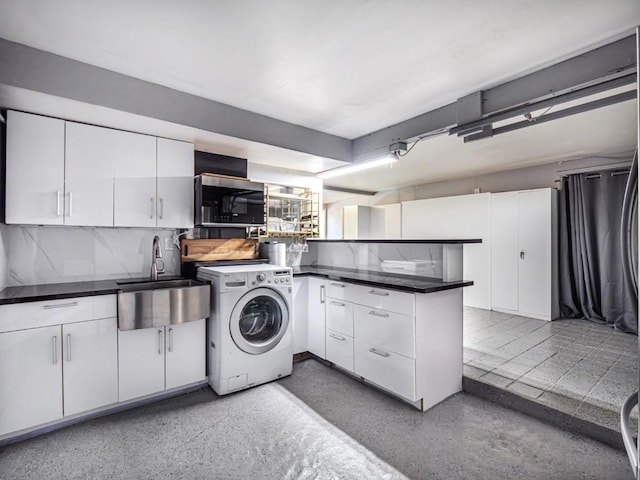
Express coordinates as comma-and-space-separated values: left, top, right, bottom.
559, 169, 637, 334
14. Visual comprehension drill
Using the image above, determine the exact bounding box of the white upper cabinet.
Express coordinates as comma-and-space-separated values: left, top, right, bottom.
6, 111, 65, 225
5, 111, 194, 228
114, 131, 157, 227
65, 122, 115, 226
157, 138, 194, 228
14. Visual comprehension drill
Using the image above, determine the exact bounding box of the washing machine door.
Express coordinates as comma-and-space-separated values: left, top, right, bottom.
229, 287, 290, 355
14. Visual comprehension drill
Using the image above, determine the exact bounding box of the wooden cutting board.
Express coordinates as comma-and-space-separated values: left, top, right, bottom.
181, 239, 259, 262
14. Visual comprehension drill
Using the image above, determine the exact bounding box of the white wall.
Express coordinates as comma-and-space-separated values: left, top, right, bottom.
402, 193, 492, 309
1, 226, 180, 287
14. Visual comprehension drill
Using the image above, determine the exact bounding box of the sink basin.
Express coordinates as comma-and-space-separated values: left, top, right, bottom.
117, 279, 210, 331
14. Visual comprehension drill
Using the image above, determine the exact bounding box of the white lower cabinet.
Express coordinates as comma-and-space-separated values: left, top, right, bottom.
165, 320, 206, 390
0, 325, 63, 436
118, 319, 206, 402
354, 340, 416, 401
325, 329, 354, 373
307, 278, 327, 358
62, 318, 118, 416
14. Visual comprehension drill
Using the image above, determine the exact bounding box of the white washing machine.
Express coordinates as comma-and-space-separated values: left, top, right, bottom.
197, 264, 293, 395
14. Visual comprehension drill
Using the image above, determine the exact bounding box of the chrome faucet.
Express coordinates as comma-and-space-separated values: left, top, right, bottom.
151, 235, 165, 281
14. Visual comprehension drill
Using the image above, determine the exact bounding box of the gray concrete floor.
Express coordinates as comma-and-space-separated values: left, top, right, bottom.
463, 307, 639, 431
1, 359, 630, 480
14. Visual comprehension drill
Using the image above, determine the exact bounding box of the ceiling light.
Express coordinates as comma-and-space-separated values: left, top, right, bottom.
316, 153, 398, 179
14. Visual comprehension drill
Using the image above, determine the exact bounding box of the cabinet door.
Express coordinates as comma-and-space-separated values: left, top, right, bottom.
0, 325, 63, 435
6, 111, 65, 225
62, 318, 118, 416
518, 190, 552, 318
165, 320, 206, 390
292, 277, 309, 354
157, 138, 194, 228
118, 328, 166, 402
114, 130, 157, 227
307, 277, 326, 358
65, 122, 115, 226
491, 192, 519, 312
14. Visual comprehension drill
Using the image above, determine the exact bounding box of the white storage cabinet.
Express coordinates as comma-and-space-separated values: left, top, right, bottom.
0, 295, 118, 437
118, 319, 206, 402
490, 188, 558, 320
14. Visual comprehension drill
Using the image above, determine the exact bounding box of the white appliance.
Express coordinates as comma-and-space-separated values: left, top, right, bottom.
197, 264, 293, 395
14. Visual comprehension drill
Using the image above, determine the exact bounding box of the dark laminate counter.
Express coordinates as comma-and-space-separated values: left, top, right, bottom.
0, 275, 184, 305
292, 265, 473, 294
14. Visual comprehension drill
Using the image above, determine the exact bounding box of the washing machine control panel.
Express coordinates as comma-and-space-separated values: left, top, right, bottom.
252, 269, 292, 285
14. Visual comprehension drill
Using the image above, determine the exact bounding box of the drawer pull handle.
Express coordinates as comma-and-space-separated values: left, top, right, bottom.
330, 301, 346, 307
329, 333, 346, 341
168, 328, 174, 352
330, 283, 346, 288
369, 348, 390, 358
369, 290, 389, 297
52, 336, 58, 364
369, 310, 390, 318
66, 334, 71, 362
320, 284, 326, 304
43, 301, 79, 309
158, 330, 163, 355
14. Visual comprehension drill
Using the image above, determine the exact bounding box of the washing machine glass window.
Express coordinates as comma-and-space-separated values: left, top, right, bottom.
229, 287, 290, 355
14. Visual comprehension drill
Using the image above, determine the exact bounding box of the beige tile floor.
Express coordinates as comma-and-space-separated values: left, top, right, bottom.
463, 307, 638, 431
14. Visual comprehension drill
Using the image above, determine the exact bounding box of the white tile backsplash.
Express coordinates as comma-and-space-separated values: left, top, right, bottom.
1, 225, 180, 287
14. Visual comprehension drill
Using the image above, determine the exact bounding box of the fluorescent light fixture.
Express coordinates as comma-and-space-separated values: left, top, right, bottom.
317, 154, 398, 179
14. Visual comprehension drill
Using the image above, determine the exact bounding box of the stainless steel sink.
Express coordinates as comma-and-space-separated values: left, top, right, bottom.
117, 279, 210, 331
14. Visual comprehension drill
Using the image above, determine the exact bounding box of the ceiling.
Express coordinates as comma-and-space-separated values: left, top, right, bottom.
0, 1, 638, 198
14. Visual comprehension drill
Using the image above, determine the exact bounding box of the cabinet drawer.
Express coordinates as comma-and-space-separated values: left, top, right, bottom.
354, 305, 415, 358
326, 281, 353, 301
326, 299, 354, 336
0, 295, 117, 333
352, 284, 414, 316
326, 329, 354, 373
354, 340, 416, 401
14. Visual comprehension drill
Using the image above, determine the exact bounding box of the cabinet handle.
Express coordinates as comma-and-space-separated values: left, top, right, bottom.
329, 333, 346, 341
158, 329, 163, 355
150, 197, 154, 219
320, 285, 325, 304
330, 283, 346, 288
369, 310, 390, 318
66, 334, 71, 362
369, 347, 390, 358
159, 198, 164, 220
330, 301, 345, 307
368, 290, 389, 297
520, 250, 525, 259
43, 301, 78, 309
52, 336, 58, 364
168, 328, 173, 353
68, 192, 73, 217
56, 191, 62, 216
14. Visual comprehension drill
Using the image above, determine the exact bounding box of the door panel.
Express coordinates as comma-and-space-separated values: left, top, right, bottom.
518, 190, 551, 317
165, 320, 206, 390
118, 328, 165, 401
0, 325, 63, 435
491, 193, 519, 311
157, 138, 194, 228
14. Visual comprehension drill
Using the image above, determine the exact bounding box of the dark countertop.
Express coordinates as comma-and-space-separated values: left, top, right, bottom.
307, 239, 482, 244
292, 265, 473, 294
0, 275, 184, 305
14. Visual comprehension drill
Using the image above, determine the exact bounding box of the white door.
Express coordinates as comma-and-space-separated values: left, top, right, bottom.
0, 325, 63, 435
491, 192, 519, 312
62, 318, 118, 416
165, 320, 206, 390
518, 190, 552, 318
65, 122, 115, 226
5, 111, 65, 225
118, 328, 166, 402
307, 277, 326, 358
113, 130, 157, 227
157, 138, 194, 228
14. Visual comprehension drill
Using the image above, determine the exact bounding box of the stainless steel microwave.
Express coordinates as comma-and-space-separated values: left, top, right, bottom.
195, 175, 265, 227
